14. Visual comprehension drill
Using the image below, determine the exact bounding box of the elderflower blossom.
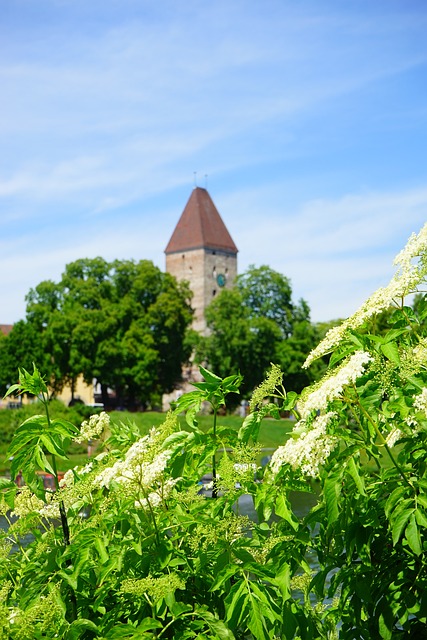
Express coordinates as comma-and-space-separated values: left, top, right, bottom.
304, 222, 427, 368
12, 486, 45, 517
385, 427, 403, 448
414, 387, 427, 416
74, 411, 110, 444
95, 429, 171, 490
250, 363, 283, 411
120, 573, 185, 601
135, 477, 181, 510
270, 412, 338, 478
298, 351, 372, 419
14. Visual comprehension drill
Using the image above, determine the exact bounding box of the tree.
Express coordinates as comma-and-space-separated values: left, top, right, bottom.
0, 321, 48, 396
198, 265, 322, 399
2, 258, 193, 407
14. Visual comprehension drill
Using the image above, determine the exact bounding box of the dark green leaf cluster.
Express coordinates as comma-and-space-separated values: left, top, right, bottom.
197, 265, 324, 401
0, 258, 193, 408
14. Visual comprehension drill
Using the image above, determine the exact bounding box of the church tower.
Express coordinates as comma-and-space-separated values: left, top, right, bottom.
165, 187, 238, 334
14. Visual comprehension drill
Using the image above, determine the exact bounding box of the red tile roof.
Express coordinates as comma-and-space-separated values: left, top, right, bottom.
165, 187, 238, 255
0, 324, 13, 336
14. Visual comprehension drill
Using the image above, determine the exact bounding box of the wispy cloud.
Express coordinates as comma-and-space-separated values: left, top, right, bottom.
1, 0, 427, 323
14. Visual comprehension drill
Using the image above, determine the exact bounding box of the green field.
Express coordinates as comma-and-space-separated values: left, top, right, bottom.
0, 409, 294, 474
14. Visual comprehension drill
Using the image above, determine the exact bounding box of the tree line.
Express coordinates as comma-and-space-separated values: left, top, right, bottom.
0, 258, 329, 409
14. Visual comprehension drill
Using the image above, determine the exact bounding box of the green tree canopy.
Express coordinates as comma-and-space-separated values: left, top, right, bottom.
197, 265, 323, 399
1, 258, 193, 407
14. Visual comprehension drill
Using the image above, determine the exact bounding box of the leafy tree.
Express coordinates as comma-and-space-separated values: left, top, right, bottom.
198, 265, 322, 399
0, 321, 48, 396
2, 258, 193, 408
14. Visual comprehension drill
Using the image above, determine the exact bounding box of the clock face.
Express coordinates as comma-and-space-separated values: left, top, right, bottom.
216, 273, 226, 287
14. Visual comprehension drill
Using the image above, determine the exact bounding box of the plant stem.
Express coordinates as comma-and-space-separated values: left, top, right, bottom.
43, 395, 78, 621
212, 405, 218, 499
350, 388, 413, 489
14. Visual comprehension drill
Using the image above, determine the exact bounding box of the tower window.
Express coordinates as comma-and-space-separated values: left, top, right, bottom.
212, 289, 217, 297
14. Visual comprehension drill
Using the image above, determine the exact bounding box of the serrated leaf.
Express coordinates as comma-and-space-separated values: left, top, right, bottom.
39, 433, 67, 458
381, 341, 400, 365
210, 564, 239, 592
324, 472, 342, 526
283, 391, 298, 411
199, 366, 222, 385
238, 412, 260, 444
275, 494, 298, 530
392, 507, 414, 545
273, 562, 291, 600
195, 607, 236, 639
3, 383, 22, 398
347, 456, 365, 496
385, 486, 408, 518
34, 446, 56, 475
415, 507, 427, 528
247, 598, 269, 640
65, 619, 99, 640
405, 513, 422, 555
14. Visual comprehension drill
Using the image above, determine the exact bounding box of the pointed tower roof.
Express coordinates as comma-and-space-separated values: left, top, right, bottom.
165, 187, 238, 255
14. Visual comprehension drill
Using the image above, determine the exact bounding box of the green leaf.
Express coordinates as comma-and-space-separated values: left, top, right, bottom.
199, 366, 222, 385
405, 513, 422, 555
3, 383, 22, 398
385, 486, 408, 519
195, 607, 236, 640
378, 610, 393, 640
324, 471, 342, 526
247, 597, 270, 640
275, 494, 298, 530
65, 619, 99, 640
392, 507, 414, 546
95, 537, 109, 564
273, 562, 291, 600
415, 507, 427, 528
283, 391, 298, 411
238, 412, 260, 444
210, 564, 239, 592
39, 433, 67, 458
0, 477, 16, 490
347, 456, 365, 496
34, 446, 56, 475
381, 341, 400, 365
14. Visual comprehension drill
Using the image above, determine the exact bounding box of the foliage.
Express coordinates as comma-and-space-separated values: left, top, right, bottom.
1, 364, 321, 640
3, 222, 427, 638
0, 258, 193, 407
199, 264, 322, 399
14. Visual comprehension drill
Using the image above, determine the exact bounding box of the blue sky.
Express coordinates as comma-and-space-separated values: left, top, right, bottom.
1, 0, 427, 324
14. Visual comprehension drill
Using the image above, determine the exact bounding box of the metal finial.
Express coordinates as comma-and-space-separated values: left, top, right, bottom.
205, 174, 208, 189
193, 171, 197, 187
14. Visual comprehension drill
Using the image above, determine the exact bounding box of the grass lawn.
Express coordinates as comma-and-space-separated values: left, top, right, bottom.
0, 410, 294, 475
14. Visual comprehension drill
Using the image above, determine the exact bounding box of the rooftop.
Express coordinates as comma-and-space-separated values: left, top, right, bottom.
165, 187, 238, 255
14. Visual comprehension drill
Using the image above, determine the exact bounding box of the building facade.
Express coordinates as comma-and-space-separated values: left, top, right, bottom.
165, 187, 238, 335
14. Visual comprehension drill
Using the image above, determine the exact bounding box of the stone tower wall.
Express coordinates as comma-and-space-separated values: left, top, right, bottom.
166, 247, 237, 334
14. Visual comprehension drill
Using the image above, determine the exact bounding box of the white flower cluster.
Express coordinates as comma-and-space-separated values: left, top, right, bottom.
95, 428, 171, 491
233, 463, 257, 474
304, 222, 427, 368
11, 486, 45, 518
74, 411, 110, 444
135, 477, 180, 510
270, 412, 338, 478
299, 351, 372, 419
59, 462, 93, 488
385, 427, 403, 448
414, 387, 427, 416
11, 486, 61, 520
